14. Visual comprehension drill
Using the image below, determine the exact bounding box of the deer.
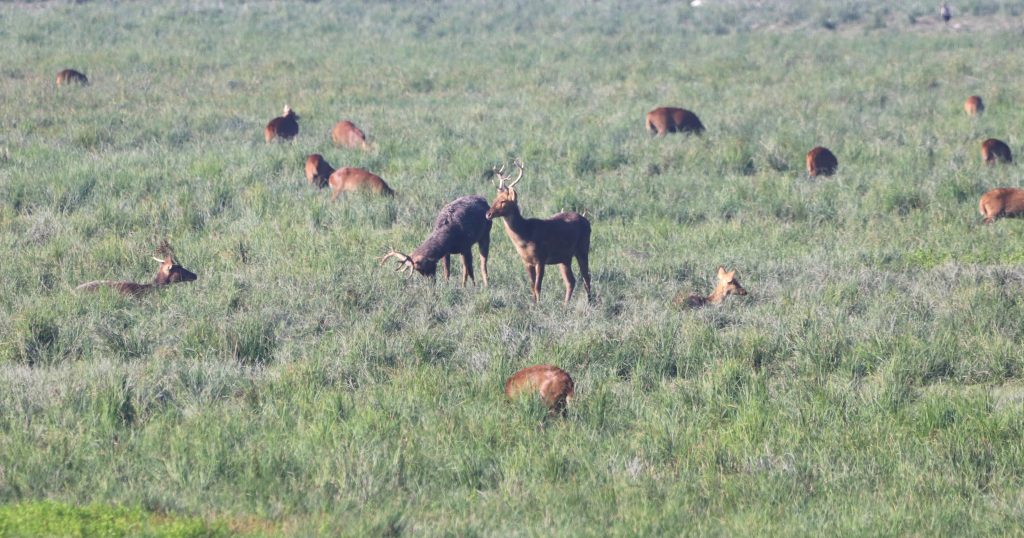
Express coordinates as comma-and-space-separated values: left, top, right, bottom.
379, 195, 492, 286
76, 241, 197, 297
982, 138, 1012, 165
305, 154, 335, 188
979, 188, 1024, 224
941, 2, 952, 24
329, 167, 395, 199
646, 107, 705, 136
673, 267, 748, 308
504, 365, 575, 417
332, 120, 372, 151
806, 146, 838, 177
56, 69, 88, 86
485, 160, 593, 304
964, 95, 984, 116
264, 105, 299, 142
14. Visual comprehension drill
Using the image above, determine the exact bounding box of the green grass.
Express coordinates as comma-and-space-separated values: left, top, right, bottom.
2, 0, 1024, 535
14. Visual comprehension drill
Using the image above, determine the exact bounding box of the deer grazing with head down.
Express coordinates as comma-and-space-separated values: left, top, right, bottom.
264, 105, 300, 142
646, 107, 705, 136
504, 364, 575, 417
329, 167, 395, 199
806, 146, 838, 177
56, 69, 89, 86
332, 120, 372, 151
76, 241, 197, 297
673, 266, 748, 308
979, 188, 1024, 224
981, 138, 1012, 165
485, 160, 593, 304
305, 154, 335, 188
379, 195, 492, 286
964, 96, 984, 116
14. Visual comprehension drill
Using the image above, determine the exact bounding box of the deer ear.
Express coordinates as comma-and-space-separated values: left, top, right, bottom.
717, 266, 727, 278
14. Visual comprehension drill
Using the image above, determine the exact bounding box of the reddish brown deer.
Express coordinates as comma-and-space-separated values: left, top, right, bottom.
332, 120, 372, 151
982, 139, 1012, 165
964, 95, 984, 116
56, 69, 88, 86
646, 107, 705, 136
264, 105, 300, 142
979, 188, 1024, 224
76, 241, 197, 297
379, 195, 492, 286
485, 160, 593, 304
504, 365, 575, 416
305, 154, 335, 188
329, 167, 395, 199
673, 267, 748, 308
806, 146, 838, 177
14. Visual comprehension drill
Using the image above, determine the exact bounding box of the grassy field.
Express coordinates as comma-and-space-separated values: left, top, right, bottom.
2, 0, 1024, 535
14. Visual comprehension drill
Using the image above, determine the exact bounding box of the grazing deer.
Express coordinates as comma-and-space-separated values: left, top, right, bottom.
806, 146, 838, 177
979, 188, 1024, 224
76, 241, 197, 297
329, 167, 395, 199
332, 120, 372, 151
505, 365, 575, 416
264, 105, 300, 142
56, 69, 88, 86
305, 154, 335, 188
982, 138, 1012, 165
379, 195, 492, 286
485, 160, 593, 304
646, 107, 705, 136
673, 266, 748, 308
964, 95, 984, 116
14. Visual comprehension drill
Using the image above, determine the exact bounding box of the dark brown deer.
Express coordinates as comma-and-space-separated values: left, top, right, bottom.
305, 154, 335, 188
505, 365, 575, 416
56, 69, 88, 86
673, 267, 748, 308
329, 167, 395, 199
806, 146, 838, 177
485, 160, 593, 304
332, 120, 372, 151
379, 195, 492, 286
264, 105, 299, 142
646, 107, 705, 136
964, 95, 984, 116
979, 188, 1024, 224
76, 241, 197, 297
982, 139, 1012, 165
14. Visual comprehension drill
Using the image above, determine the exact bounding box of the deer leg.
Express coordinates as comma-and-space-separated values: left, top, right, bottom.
526, 265, 538, 303
461, 249, 475, 287
577, 254, 593, 303
478, 236, 490, 287
330, 188, 341, 202
534, 264, 545, 302
442, 255, 451, 281
559, 263, 576, 304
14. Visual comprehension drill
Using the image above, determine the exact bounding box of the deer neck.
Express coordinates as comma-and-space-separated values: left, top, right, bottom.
705, 285, 729, 304
499, 203, 530, 242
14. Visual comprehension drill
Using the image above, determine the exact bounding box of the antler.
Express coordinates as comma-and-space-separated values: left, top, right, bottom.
378, 247, 414, 273
493, 159, 525, 190
154, 240, 175, 264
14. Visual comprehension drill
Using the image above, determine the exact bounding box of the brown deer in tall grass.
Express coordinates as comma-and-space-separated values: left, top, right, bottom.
979, 188, 1024, 224
982, 138, 1012, 165
379, 195, 492, 286
485, 160, 593, 304
646, 107, 705, 136
76, 241, 197, 297
806, 146, 838, 177
505, 365, 575, 416
329, 167, 395, 199
332, 120, 372, 151
964, 96, 984, 116
264, 105, 300, 142
305, 154, 335, 188
56, 69, 89, 86
673, 267, 748, 308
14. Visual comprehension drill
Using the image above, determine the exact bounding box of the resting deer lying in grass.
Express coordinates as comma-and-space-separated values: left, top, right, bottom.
56, 69, 89, 86
964, 96, 984, 116
982, 138, 1012, 165
379, 195, 492, 286
264, 105, 299, 142
673, 267, 747, 308
329, 167, 395, 199
76, 241, 197, 297
332, 120, 372, 151
505, 365, 575, 416
806, 146, 838, 177
646, 107, 705, 136
305, 154, 335, 188
485, 160, 593, 304
979, 188, 1024, 224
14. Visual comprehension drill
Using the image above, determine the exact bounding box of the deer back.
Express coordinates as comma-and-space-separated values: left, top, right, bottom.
332, 120, 370, 150
413, 195, 490, 260
806, 146, 838, 176
504, 365, 575, 414
982, 139, 1012, 164
56, 69, 88, 86
646, 107, 704, 135
979, 187, 1024, 222
329, 167, 394, 197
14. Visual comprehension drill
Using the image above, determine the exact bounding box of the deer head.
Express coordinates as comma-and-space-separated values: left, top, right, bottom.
485, 159, 524, 220
378, 247, 438, 277
283, 105, 298, 120
152, 241, 198, 285
711, 266, 747, 302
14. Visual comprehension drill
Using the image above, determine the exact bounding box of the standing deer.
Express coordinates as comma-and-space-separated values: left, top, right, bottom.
305, 154, 335, 188
329, 167, 395, 199
673, 267, 748, 308
806, 146, 838, 177
379, 195, 492, 286
982, 138, 1012, 165
646, 107, 705, 136
964, 95, 984, 116
332, 120, 372, 151
485, 160, 593, 304
978, 188, 1024, 224
504, 365, 575, 416
56, 69, 88, 86
76, 241, 197, 297
264, 105, 300, 142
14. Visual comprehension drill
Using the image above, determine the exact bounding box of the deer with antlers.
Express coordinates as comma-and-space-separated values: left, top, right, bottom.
485, 160, 593, 304
76, 241, 197, 297
379, 196, 492, 286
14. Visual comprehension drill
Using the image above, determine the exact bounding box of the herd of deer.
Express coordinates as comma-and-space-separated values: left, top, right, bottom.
60, 65, 1022, 415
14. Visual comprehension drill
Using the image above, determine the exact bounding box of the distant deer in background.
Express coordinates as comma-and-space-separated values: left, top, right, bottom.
941, 3, 952, 24
485, 160, 593, 304
505, 365, 575, 416
380, 195, 492, 286
305, 154, 335, 188
806, 146, 838, 177
329, 167, 395, 199
332, 120, 372, 151
265, 105, 299, 142
674, 267, 748, 308
76, 241, 197, 297
964, 95, 984, 116
646, 107, 705, 136
56, 69, 88, 86
982, 138, 1012, 165
979, 188, 1024, 224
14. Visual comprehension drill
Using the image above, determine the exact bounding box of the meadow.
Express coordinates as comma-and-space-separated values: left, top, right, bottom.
2, 0, 1024, 535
